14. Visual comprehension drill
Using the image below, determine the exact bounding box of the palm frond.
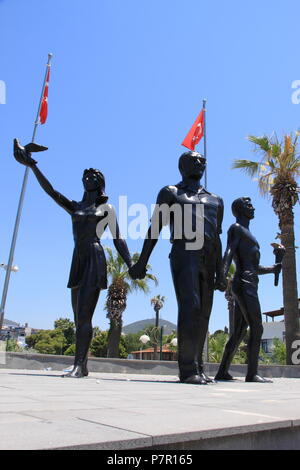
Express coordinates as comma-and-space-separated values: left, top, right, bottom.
232, 159, 260, 178
233, 132, 300, 205
131, 252, 140, 264
270, 143, 281, 161
258, 172, 274, 196
145, 272, 158, 286
247, 135, 271, 153
130, 278, 151, 294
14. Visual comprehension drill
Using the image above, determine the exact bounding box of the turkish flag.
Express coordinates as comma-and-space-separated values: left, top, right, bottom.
181, 109, 204, 151
39, 68, 50, 125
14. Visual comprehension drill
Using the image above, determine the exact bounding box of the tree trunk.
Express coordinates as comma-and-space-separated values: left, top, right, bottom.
107, 318, 122, 358
280, 215, 300, 364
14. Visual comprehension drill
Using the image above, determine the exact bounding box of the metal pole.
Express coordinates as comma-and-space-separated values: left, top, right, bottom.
203, 98, 207, 189
0, 53, 53, 332
159, 326, 163, 360
202, 99, 209, 361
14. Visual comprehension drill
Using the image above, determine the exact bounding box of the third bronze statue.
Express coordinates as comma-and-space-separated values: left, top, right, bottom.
13, 139, 132, 378
215, 197, 283, 383
129, 151, 226, 384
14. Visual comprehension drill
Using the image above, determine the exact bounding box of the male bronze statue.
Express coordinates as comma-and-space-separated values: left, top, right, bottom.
13, 139, 132, 378
129, 151, 226, 384
215, 197, 282, 383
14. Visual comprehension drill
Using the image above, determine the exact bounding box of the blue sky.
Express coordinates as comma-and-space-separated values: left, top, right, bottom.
1, 0, 300, 333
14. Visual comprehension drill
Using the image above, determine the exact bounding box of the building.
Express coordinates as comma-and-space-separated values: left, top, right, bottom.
261, 321, 285, 353
0, 320, 39, 342
260, 300, 300, 353
130, 346, 177, 361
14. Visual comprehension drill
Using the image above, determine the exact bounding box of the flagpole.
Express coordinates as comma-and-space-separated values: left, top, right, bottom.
203, 98, 207, 189
202, 98, 209, 363
0, 53, 53, 333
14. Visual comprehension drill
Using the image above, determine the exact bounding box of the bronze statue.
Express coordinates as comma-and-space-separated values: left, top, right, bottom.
215, 197, 282, 383
129, 151, 226, 384
13, 139, 132, 378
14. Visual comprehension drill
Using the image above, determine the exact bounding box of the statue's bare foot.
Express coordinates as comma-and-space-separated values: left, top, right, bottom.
245, 374, 273, 383
62, 365, 88, 378
180, 374, 207, 385
199, 371, 216, 383
214, 372, 235, 381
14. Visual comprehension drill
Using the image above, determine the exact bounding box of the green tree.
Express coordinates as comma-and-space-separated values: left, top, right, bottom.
209, 332, 229, 363
271, 337, 286, 364
150, 295, 166, 359
54, 318, 75, 347
258, 347, 273, 365
233, 133, 300, 364
27, 330, 67, 355
209, 331, 247, 364
64, 344, 76, 356
25, 334, 38, 350
6, 339, 23, 352
122, 332, 147, 356
90, 330, 127, 358
90, 331, 108, 357
105, 248, 158, 358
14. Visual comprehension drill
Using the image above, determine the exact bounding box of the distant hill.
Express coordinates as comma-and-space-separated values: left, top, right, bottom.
123, 318, 177, 335
3, 318, 20, 327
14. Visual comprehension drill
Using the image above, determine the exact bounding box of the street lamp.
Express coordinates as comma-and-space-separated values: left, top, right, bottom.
170, 337, 178, 347
0, 264, 19, 273
139, 334, 150, 345
139, 334, 150, 360
0, 263, 19, 334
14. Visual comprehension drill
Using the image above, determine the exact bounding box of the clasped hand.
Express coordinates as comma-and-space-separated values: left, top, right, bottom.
129, 261, 147, 280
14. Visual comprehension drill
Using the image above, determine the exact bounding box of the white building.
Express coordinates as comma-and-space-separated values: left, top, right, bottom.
261, 321, 285, 353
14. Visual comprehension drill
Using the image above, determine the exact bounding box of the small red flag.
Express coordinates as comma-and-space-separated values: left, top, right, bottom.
181, 109, 204, 151
39, 68, 50, 125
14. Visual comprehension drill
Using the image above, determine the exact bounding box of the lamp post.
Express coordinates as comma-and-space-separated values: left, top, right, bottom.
0, 264, 19, 273
159, 326, 163, 360
150, 295, 166, 360
0, 264, 19, 336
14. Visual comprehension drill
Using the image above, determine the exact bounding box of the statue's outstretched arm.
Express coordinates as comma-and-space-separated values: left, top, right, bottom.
257, 264, 281, 275
13, 138, 75, 214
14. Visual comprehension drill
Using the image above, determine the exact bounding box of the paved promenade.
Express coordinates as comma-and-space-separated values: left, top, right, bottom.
1, 368, 300, 450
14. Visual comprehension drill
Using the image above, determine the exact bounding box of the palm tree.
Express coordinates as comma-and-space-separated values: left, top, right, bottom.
225, 264, 236, 336
150, 294, 166, 359
233, 133, 300, 364
105, 247, 158, 358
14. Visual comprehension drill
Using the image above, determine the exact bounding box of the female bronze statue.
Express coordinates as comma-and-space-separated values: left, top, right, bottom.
13, 139, 132, 377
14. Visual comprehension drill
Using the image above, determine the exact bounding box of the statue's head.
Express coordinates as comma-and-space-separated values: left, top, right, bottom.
178, 151, 206, 180
82, 168, 108, 204
231, 197, 255, 219
82, 168, 105, 193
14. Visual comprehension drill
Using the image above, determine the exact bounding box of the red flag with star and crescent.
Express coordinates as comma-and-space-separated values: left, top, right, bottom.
181, 109, 204, 151
39, 67, 50, 125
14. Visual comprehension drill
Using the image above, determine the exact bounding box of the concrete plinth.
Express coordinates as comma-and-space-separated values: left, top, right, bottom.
1, 368, 300, 450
